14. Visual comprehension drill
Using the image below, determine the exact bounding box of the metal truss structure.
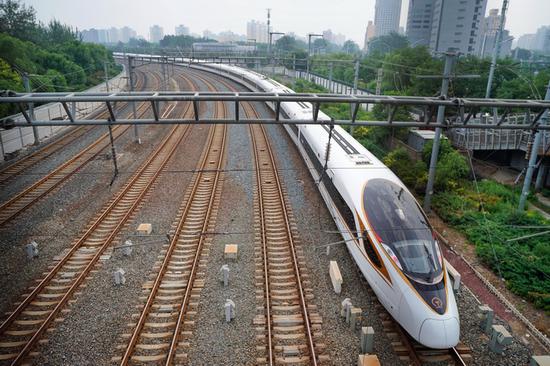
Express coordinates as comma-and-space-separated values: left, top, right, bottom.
1, 90, 549, 131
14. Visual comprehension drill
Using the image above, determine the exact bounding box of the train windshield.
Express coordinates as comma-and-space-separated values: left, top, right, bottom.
363, 179, 442, 283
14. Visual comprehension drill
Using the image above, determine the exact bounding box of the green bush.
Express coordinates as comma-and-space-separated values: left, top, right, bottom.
383, 148, 427, 192
432, 180, 550, 312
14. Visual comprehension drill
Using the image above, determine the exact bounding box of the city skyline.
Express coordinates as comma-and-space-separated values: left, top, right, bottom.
21, 0, 550, 45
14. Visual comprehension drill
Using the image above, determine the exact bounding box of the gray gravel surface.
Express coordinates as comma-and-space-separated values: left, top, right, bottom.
2, 66, 538, 366
33, 67, 219, 365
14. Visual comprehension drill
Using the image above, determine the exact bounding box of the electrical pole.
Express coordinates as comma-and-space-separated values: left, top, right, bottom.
307, 34, 323, 81
375, 68, 383, 95
519, 80, 550, 210
127, 55, 140, 144
267, 9, 271, 56
329, 62, 334, 92
103, 60, 110, 92
423, 53, 456, 212
485, 0, 509, 99
22, 73, 39, 145
351, 58, 360, 135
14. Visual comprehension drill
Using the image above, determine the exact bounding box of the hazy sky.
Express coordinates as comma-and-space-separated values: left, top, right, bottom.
22, 0, 550, 44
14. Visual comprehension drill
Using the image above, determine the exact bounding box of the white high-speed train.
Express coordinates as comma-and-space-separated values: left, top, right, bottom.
193, 62, 460, 349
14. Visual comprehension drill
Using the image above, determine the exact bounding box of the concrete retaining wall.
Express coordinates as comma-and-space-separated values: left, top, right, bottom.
1, 69, 127, 162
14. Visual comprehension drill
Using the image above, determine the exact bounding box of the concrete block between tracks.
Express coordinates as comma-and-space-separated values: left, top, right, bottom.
489, 324, 512, 354
361, 327, 375, 354
444, 259, 461, 293
224, 244, 238, 260
357, 354, 380, 366
26, 241, 39, 259
329, 260, 343, 294
136, 223, 152, 235
220, 264, 230, 287
114, 268, 126, 285
530, 355, 550, 366
225, 299, 235, 322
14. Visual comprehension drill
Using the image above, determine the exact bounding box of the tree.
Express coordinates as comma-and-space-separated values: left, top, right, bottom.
0, 0, 39, 42
342, 40, 360, 55
275, 35, 304, 52
367, 32, 409, 55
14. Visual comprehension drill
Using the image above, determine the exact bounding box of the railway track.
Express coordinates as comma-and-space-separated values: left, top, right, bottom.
0, 70, 161, 226
114, 74, 227, 365
0, 68, 147, 187
0, 93, 194, 365
184, 68, 328, 365
365, 283, 472, 365
245, 102, 327, 366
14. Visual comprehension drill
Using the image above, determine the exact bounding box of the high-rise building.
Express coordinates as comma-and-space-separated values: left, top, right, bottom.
246, 20, 268, 43
374, 0, 402, 37
534, 26, 550, 54
517, 33, 536, 50
477, 8, 512, 58
81, 28, 99, 43
429, 0, 487, 55
149, 25, 164, 43
406, 0, 434, 47
363, 21, 376, 51
120, 27, 137, 43
175, 25, 190, 36
108, 27, 120, 43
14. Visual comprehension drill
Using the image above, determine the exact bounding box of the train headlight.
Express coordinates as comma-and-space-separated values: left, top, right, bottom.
382, 243, 402, 270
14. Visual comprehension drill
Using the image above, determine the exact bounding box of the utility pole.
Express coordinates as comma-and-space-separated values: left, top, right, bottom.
22, 73, 39, 145
328, 62, 334, 92
127, 55, 140, 144
485, 0, 509, 98
423, 53, 456, 212
307, 34, 323, 81
103, 60, 110, 92
375, 68, 383, 95
351, 58, 360, 135
267, 9, 271, 56
519, 80, 550, 210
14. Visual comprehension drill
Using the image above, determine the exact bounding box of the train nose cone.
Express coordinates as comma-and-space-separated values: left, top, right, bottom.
418, 317, 460, 349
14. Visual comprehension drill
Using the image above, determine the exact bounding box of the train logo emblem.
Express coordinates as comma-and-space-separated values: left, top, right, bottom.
431, 297, 443, 309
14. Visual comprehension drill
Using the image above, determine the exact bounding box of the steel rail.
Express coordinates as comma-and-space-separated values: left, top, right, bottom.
0, 72, 191, 365
247, 106, 319, 364
0, 99, 153, 226
118, 72, 227, 366
0, 70, 147, 185
0, 125, 192, 365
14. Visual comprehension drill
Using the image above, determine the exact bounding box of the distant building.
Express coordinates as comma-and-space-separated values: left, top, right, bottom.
429, 0, 487, 55
322, 29, 346, 46
108, 27, 120, 43
175, 24, 190, 36
203, 30, 215, 40
534, 26, 550, 54
120, 27, 137, 43
81, 28, 99, 43
149, 25, 164, 43
374, 0, 402, 37
406, 0, 434, 47
363, 21, 376, 51
247, 20, 268, 43
516, 33, 536, 50
477, 8, 512, 58
81, 26, 136, 44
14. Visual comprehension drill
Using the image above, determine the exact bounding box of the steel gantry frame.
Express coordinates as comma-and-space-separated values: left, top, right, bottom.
1, 91, 549, 131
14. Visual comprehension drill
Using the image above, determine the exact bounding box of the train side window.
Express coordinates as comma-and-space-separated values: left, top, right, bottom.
363, 231, 382, 268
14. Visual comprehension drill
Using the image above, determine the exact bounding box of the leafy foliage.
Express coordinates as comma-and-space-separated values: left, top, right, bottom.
0, 0, 121, 117
432, 181, 550, 312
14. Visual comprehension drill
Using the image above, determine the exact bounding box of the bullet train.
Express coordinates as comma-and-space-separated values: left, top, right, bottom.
188, 62, 461, 349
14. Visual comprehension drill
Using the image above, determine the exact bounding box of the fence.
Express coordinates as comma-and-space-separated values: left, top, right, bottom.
0, 69, 127, 162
